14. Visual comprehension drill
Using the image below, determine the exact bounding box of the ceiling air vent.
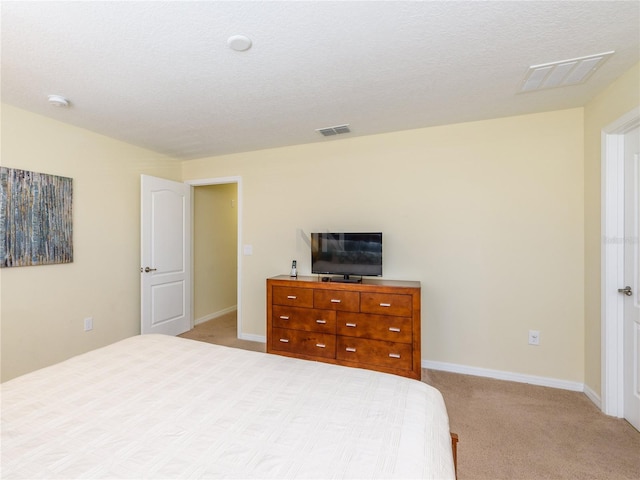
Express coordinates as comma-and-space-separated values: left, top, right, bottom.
316, 124, 351, 137
519, 51, 614, 93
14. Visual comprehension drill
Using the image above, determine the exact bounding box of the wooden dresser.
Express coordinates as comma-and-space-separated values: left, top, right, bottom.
266, 275, 421, 379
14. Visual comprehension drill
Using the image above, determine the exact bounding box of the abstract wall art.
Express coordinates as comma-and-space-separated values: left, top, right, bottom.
0, 167, 73, 267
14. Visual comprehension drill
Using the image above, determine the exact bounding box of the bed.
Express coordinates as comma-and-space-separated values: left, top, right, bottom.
1, 334, 456, 479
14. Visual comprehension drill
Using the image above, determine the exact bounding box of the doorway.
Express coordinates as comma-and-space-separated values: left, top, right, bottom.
188, 177, 242, 340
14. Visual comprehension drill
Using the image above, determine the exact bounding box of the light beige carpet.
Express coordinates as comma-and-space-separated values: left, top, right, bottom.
424, 369, 640, 480
181, 313, 640, 479
179, 312, 266, 353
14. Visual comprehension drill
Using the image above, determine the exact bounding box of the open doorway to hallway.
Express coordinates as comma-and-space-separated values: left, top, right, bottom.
192, 183, 239, 336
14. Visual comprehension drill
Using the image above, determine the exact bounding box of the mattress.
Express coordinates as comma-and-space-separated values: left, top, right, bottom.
1, 334, 455, 479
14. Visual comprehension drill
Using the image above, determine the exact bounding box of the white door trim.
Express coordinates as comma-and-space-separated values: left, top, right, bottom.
601, 107, 640, 417
186, 176, 243, 341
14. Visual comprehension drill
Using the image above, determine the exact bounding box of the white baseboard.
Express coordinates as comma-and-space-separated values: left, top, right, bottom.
583, 384, 602, 409
239, 333, 266, 343
422, 360, 585, 392
194, 306, 237, 326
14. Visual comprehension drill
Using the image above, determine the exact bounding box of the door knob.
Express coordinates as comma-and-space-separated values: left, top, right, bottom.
618, 286, 633, 296
144, 267, 157, 273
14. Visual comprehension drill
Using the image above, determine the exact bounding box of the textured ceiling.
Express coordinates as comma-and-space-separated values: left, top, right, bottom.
1, 1, 639, 160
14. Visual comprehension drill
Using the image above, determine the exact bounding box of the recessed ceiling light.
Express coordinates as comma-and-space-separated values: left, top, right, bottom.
227, 35, 252, 52
48, 95, 70, 108
519, 51, 615, 93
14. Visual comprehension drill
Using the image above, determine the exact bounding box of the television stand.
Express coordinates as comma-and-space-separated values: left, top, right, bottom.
331, 275, 362, 283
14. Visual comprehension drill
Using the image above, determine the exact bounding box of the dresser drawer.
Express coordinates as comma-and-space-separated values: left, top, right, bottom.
314, 289, 360, 312
271, 328, 336, 359
336, 337, 412, 370
337, 312, 412, 344
272, 286, 314, 308
273, 306, 336, 333
360, 292, 412, 317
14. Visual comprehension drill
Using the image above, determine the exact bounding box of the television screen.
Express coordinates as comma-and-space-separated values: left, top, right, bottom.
311, 232, 382, 278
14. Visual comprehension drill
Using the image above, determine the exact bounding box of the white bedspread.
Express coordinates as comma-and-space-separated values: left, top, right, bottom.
1, 334, 455, 479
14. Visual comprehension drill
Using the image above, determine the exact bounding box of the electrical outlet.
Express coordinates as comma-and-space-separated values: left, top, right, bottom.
84, 317, 93, 332
528, 330, 540, 346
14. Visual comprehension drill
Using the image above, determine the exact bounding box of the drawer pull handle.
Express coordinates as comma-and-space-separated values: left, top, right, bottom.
389, 327, 401, 332
316, 319, 327, 324
279, 339, 290, 343
330, 299, 341, 303
388, 353, 401, 359
316, 343, 326, 348
287, 295, 297, 299
279, 316, 290, 320
345, 323, 357, 328
345, 347, 357, 352
380, 303, 391, 307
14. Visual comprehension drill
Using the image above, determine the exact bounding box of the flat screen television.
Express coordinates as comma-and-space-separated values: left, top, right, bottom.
311, 232, 382, 282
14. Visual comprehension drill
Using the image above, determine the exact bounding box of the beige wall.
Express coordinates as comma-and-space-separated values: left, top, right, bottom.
183, 108, 585, 383
193, 184, 238, 322
583, 63, 640, 398
8, 61, 635, 387
0, 104, 181, 381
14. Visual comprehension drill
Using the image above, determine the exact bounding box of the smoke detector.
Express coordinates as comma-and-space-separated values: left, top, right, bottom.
519, 51, 614, 93
227, 35, 252, 52
48, 95, 70, 108
316, 124, 351, 137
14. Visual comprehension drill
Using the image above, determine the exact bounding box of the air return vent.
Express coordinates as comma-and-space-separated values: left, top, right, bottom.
519, 51, 614, 93
316, 124, 351, 136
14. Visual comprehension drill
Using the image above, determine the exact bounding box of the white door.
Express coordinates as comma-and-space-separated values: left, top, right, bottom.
623, 127, 640, 431
141, 175, 191, 335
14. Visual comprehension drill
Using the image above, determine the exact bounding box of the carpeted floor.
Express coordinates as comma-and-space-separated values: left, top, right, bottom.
180, 312, 640, 480
424, 370, 640, 480
180, 312, 266, 353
